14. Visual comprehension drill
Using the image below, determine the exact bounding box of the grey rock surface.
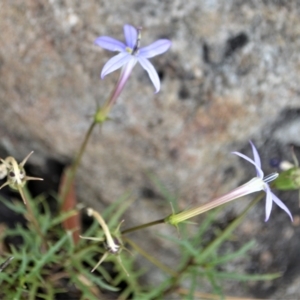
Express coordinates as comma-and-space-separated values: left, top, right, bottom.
0, 0, 300, 298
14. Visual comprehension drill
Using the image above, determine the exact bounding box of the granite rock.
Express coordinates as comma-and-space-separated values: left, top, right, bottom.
0, 0, 300, 297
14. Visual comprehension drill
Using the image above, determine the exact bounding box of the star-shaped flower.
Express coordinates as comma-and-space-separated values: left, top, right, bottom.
0, 152, 43, 204
232, 141, 293, 222
95, 24, 171, 93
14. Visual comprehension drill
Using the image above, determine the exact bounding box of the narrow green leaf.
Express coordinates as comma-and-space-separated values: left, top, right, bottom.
147, 172, 178, 210
197, 269, 281, 281
208, 240, 255, 266
50, 209, 78, 228
196, 195, 261, 264
27, 233, 69, 279
0, 197, 27, 214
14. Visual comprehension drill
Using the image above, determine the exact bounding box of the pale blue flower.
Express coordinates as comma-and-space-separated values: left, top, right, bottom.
232, 141, 293, 222
95, 24, 171, 93
166, 141, 293, 226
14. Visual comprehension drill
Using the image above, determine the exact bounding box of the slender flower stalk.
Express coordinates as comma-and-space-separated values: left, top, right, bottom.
59, 121, 97, 203
166, 141, 293, 226
94, 24, 171, 121
121, 218, 165, 235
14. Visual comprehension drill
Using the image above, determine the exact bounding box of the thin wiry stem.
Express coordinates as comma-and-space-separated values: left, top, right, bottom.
121, 218, 165, 235
123, 237, 177, 277
60, 121, 97, 204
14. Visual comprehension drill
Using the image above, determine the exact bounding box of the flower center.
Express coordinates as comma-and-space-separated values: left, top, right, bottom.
126, 27, 142, 56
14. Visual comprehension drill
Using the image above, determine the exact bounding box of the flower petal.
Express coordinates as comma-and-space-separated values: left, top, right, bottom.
94, 36, 126, 52
109, 57, 138, 103
101, 52, 132, 78
138, 57, 160, 93
139, 39, 172, 58
264, 186, 273, 222
232, 151, 264, 179
249, 141, 262, 170
124, 24, 137, 48
271, 192, 293, 221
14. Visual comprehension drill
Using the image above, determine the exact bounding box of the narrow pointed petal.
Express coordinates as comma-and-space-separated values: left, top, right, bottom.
79, 235, 104, 242
20, 151, 34, 168
264, 187, 273, 221
232, 151, 264, 178
271, 192, 293, 221
92, 252, 109, 272
249, 141, 262, 170
0, 159, 10, 170
0, 164, 7, 179
18, 187, 27, 204
0, 182, 9, 190
101, 52, 132, 78
139, 39, 172, 58
137, 57, 160, 93
124, 24, 137, 48
25, 176, 43, 181
94, 36, 126, 52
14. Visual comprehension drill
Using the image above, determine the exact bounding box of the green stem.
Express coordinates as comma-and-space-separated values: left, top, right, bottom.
20, 187, 47, 251
123, 237, 177, 276
60, 121, 97, 203
121, 218, 165, 235
60, 67, 133, 202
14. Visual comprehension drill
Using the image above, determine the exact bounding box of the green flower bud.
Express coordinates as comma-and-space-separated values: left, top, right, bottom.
273, 167, 300, 191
